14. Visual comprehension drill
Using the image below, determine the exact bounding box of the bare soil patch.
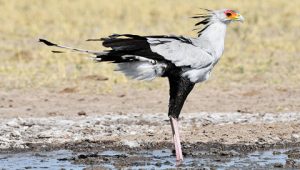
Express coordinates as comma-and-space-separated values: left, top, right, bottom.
0, 85, 299, 119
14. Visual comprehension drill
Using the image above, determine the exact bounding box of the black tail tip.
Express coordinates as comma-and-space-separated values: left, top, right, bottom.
86, 38, 106, 41
39, 39, 56, 46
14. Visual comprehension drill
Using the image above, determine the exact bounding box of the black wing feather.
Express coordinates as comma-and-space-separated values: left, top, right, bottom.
94, 34, 164, 63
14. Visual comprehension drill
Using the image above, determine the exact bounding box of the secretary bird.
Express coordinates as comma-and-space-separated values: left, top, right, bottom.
40, 9, 244, 162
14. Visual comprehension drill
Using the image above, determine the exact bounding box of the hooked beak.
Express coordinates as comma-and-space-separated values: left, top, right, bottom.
234, 14, 244, 22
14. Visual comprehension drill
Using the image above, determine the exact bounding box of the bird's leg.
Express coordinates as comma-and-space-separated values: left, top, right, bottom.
170, 117, 183, 161
168, 76, 195, 162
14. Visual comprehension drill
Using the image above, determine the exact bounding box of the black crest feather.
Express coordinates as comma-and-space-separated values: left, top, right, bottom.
191, 8, 213, 37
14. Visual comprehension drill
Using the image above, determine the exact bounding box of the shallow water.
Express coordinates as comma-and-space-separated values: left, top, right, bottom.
0, 150, 85, 169
0, 148, 299, 169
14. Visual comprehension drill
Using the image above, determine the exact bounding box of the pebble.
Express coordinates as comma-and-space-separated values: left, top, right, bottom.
121, 140, 140, 148
209, 148, 220, 154
291, 134, 300, 142
37, 130, 54, 138
0, 136, 9, 142
220, 150, 240, 156
273, 151, 281, 155
155, 161, 162, 167
37, 129, 69, 141
130, 131, 137, 135
21, 121, 35, 127
272, 136, 281, 141
273, 162, 283, 168
10, 130, 21, 137
6, 119, 20, 128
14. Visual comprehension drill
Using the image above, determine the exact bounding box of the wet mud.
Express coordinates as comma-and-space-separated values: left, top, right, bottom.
1, 141, 300, 169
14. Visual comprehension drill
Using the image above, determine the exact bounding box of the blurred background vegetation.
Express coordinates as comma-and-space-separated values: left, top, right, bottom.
0, 0, 299, 93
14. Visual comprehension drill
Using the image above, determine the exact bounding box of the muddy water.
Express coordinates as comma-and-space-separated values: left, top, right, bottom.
0, 150, 85, 169
1, 148, 300, 169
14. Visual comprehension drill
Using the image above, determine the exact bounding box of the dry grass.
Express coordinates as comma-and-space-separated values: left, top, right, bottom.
0, 0, 299, 93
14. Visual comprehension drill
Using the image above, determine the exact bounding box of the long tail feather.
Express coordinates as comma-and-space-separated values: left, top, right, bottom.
39, 39, 105, 55
39, 36, 167, 81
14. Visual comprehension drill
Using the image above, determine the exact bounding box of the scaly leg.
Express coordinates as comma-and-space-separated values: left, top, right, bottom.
170, 117, 183, 161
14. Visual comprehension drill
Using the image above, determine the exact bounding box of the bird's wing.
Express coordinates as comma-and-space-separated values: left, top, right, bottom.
146, 36, 214, 69
99, 34, 214, 68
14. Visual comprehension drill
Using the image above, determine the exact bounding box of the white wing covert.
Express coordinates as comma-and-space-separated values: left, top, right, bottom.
147, 37, 214, 69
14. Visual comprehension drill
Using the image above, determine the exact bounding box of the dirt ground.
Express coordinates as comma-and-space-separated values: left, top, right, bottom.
0, 85, 300, 168
0, 85, 300, 149
1, 84, 300, 119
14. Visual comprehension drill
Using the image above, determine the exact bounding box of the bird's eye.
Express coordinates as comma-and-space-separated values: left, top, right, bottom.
226, 13, 232, 17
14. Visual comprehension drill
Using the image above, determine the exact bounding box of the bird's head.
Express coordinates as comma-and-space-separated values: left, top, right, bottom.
193, 8, 244, 25
214, 9, 244, 23
193, 8, 244, 36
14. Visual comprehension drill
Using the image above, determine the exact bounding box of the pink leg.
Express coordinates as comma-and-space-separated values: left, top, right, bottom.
170, 117, 183, 162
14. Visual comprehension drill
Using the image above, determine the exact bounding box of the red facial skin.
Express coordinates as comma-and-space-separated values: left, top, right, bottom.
224, 10, 238, 19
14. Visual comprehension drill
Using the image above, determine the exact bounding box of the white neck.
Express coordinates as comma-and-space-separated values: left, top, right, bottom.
199, 21, 227, 59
